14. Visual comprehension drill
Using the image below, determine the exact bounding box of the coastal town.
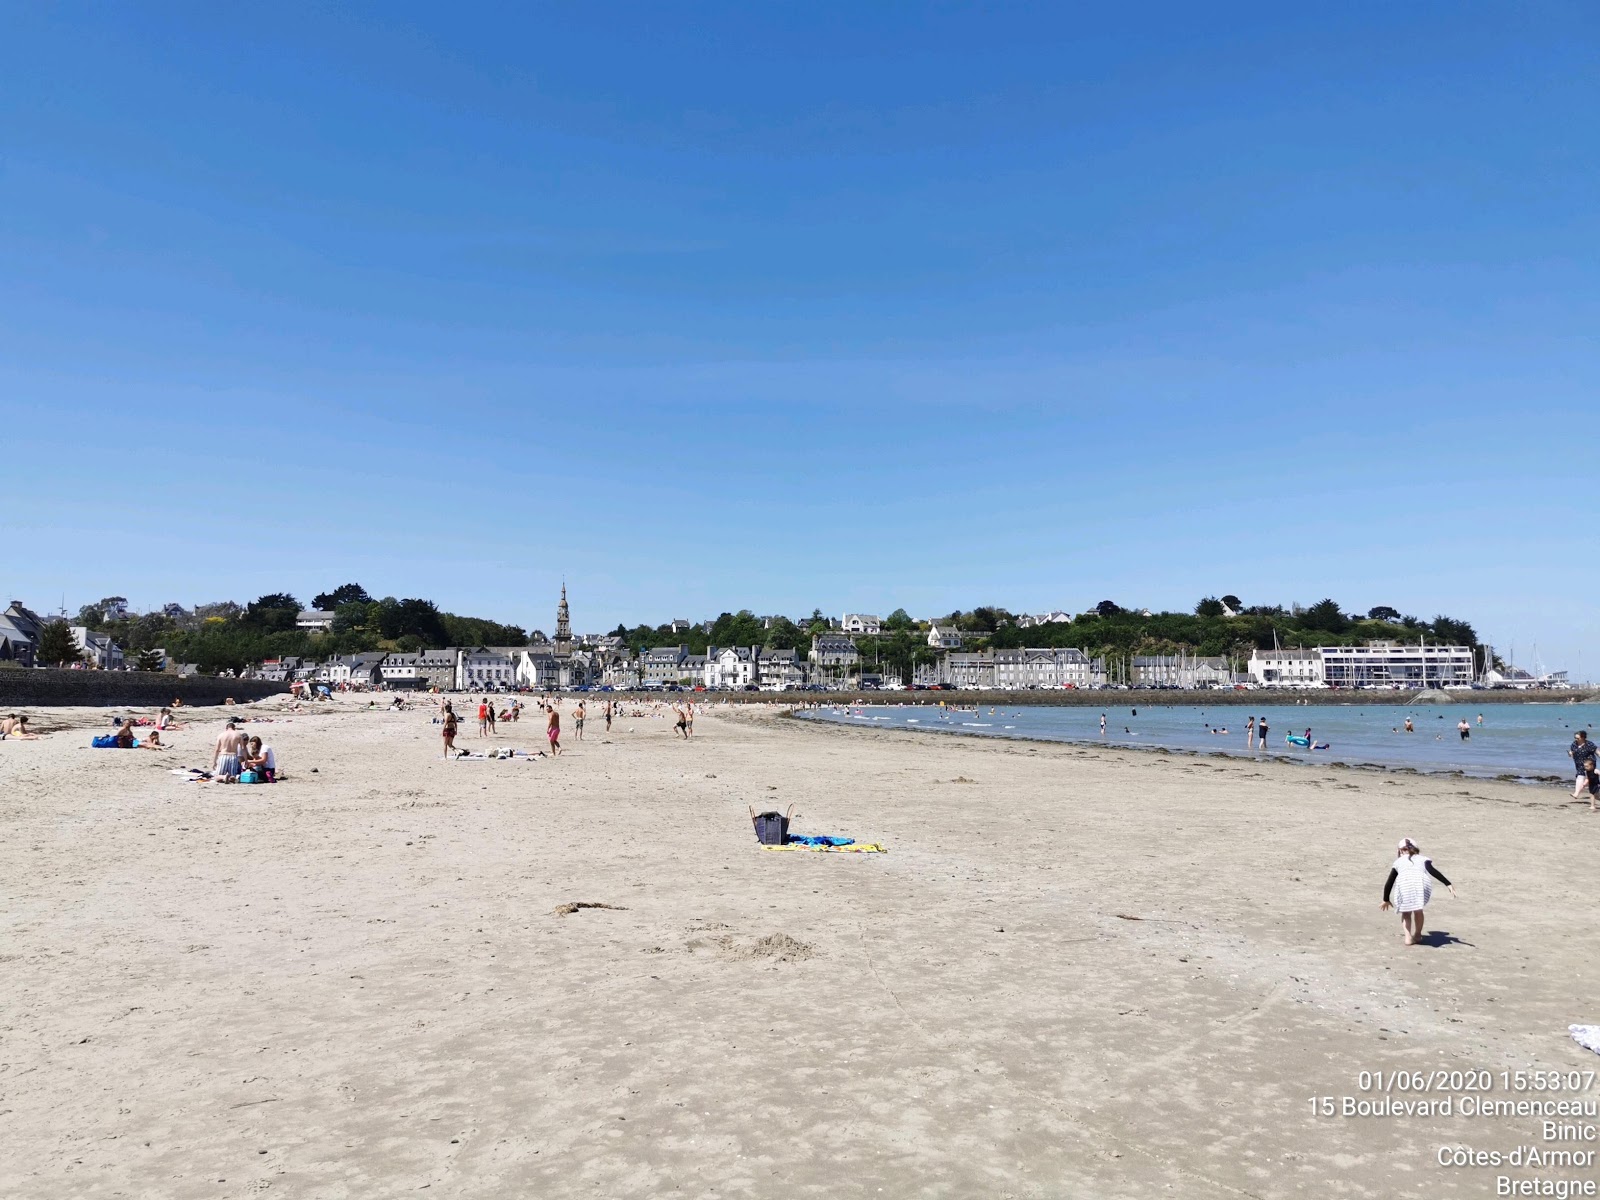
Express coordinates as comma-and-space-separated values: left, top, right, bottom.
0, 591, 1567, 693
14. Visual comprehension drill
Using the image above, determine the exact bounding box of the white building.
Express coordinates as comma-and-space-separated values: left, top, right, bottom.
1018, 611, 1073, 629
599, 649, 638, 688
927, 624, 964, 650
994, 647, 1095, 689
1247, 649, 1325, 688
296, 610, 336, 632
809, 634, 860, 680
642, 645, 690, 685
380, 653, 422, 688
757, 647, 806, 691
705, 646, 759, 689
457, 647, 516, 691
1132, 655, 1231, 688
841, 613, 881, 635
516, 649, 559, 691
1319, 641, 1475, 689
70, 626, 125, 670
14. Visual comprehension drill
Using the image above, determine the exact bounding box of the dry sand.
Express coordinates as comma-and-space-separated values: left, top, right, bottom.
3, 695, 1598, 1198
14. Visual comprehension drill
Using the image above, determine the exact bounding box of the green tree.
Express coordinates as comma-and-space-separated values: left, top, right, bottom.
1430, 615, 1478, 647
1096, 600, 1122, 617
884, 608, 914, 631
1301, 598, 1349, 634
135, 649, 164, 672
1195, 596, 1226, 618
37, 621, 83, 666
1367, 605, 1401, 622
1221, 594, 1242, 612
244, 594, 300, 632
313, 583, 371, 610
763, 616, 804, 650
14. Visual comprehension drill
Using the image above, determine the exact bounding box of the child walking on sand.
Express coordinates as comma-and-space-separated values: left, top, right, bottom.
1381, 837, 1456, 945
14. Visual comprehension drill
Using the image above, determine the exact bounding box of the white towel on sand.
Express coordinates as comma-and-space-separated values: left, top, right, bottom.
1568, 1025, 1600, 1055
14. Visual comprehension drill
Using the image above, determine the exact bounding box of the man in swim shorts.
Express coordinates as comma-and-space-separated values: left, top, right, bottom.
211, 720, 247, 782
574, 700, 585, 741
546, 703, 561, 756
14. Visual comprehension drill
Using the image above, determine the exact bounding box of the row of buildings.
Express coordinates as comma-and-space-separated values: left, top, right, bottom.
0, 601, 149, 671
1245, 642, 1550, 689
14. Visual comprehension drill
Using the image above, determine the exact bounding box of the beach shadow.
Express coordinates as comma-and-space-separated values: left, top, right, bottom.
1418, 930, 1473, 948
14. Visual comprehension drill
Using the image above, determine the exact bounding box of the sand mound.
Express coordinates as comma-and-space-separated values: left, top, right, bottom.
716, 932, 814, 962
552, 901, 629, 916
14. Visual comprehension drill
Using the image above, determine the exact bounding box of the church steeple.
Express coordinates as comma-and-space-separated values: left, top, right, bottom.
554, 583, 573, 658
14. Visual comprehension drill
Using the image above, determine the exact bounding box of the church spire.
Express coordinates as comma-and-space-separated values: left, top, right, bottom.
554, 583, 572, 657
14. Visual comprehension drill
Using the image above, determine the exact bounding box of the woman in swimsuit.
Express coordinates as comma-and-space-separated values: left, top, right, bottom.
441, 704, 459, 760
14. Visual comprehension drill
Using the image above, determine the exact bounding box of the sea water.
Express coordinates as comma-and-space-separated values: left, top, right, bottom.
796, 701, 1600, 782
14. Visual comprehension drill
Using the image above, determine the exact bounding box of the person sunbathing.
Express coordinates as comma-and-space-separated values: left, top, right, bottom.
137, 730, 170, 751
113, 720, 137, 749
0, 714, 40, 740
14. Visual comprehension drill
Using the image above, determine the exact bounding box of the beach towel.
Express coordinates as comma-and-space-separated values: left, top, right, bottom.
1571, 1025, 1600, 1056
763, 842, 887, 854
787, 835, 856, 847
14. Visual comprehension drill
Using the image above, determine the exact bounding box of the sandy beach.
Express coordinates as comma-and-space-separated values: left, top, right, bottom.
4, 694, 1599, 1198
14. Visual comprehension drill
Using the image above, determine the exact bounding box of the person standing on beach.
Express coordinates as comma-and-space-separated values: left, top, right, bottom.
546, 703, 561, 756
574, 700, 586, 741
673, 703, 689, 739
1457, 718, 1470, 741
1256, 716, 1268, 748
441, 703, 459, 759
476, 698, 489, 738
604, 700, 613, 734
1381, 837, 1456, 946
1569, 731, 1598, 809
1245, 716, 1256, 749
486, 699, 497, 735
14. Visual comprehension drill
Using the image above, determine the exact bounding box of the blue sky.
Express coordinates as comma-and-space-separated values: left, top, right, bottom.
2, 3, 1595, 674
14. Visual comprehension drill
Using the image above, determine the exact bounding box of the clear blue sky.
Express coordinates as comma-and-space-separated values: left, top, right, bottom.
3, 3, 1595, 674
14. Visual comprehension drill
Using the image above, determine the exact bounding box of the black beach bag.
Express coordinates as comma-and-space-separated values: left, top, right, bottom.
749, 803, 796, 846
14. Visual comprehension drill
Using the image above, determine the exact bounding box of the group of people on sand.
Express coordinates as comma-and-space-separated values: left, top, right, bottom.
209, 720, 277, 782
434, 693, 687, 759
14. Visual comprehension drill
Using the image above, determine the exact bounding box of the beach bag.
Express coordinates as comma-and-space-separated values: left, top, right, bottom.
750, 803, 796, 846
239, 770, 260, 784
91, 735, 118, 748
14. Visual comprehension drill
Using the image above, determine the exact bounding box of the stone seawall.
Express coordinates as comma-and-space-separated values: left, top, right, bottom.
0, 670, 288, 709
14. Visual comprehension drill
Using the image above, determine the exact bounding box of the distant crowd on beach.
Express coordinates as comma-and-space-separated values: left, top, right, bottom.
429, 693, 700, 760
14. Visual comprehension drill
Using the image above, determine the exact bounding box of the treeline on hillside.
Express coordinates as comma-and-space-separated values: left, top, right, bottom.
66, 589, 1485, 679
69, 585, 527, 675
614, 598, 1484, 682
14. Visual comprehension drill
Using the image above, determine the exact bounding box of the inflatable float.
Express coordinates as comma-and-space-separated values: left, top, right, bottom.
1285, 734, 1331, 750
